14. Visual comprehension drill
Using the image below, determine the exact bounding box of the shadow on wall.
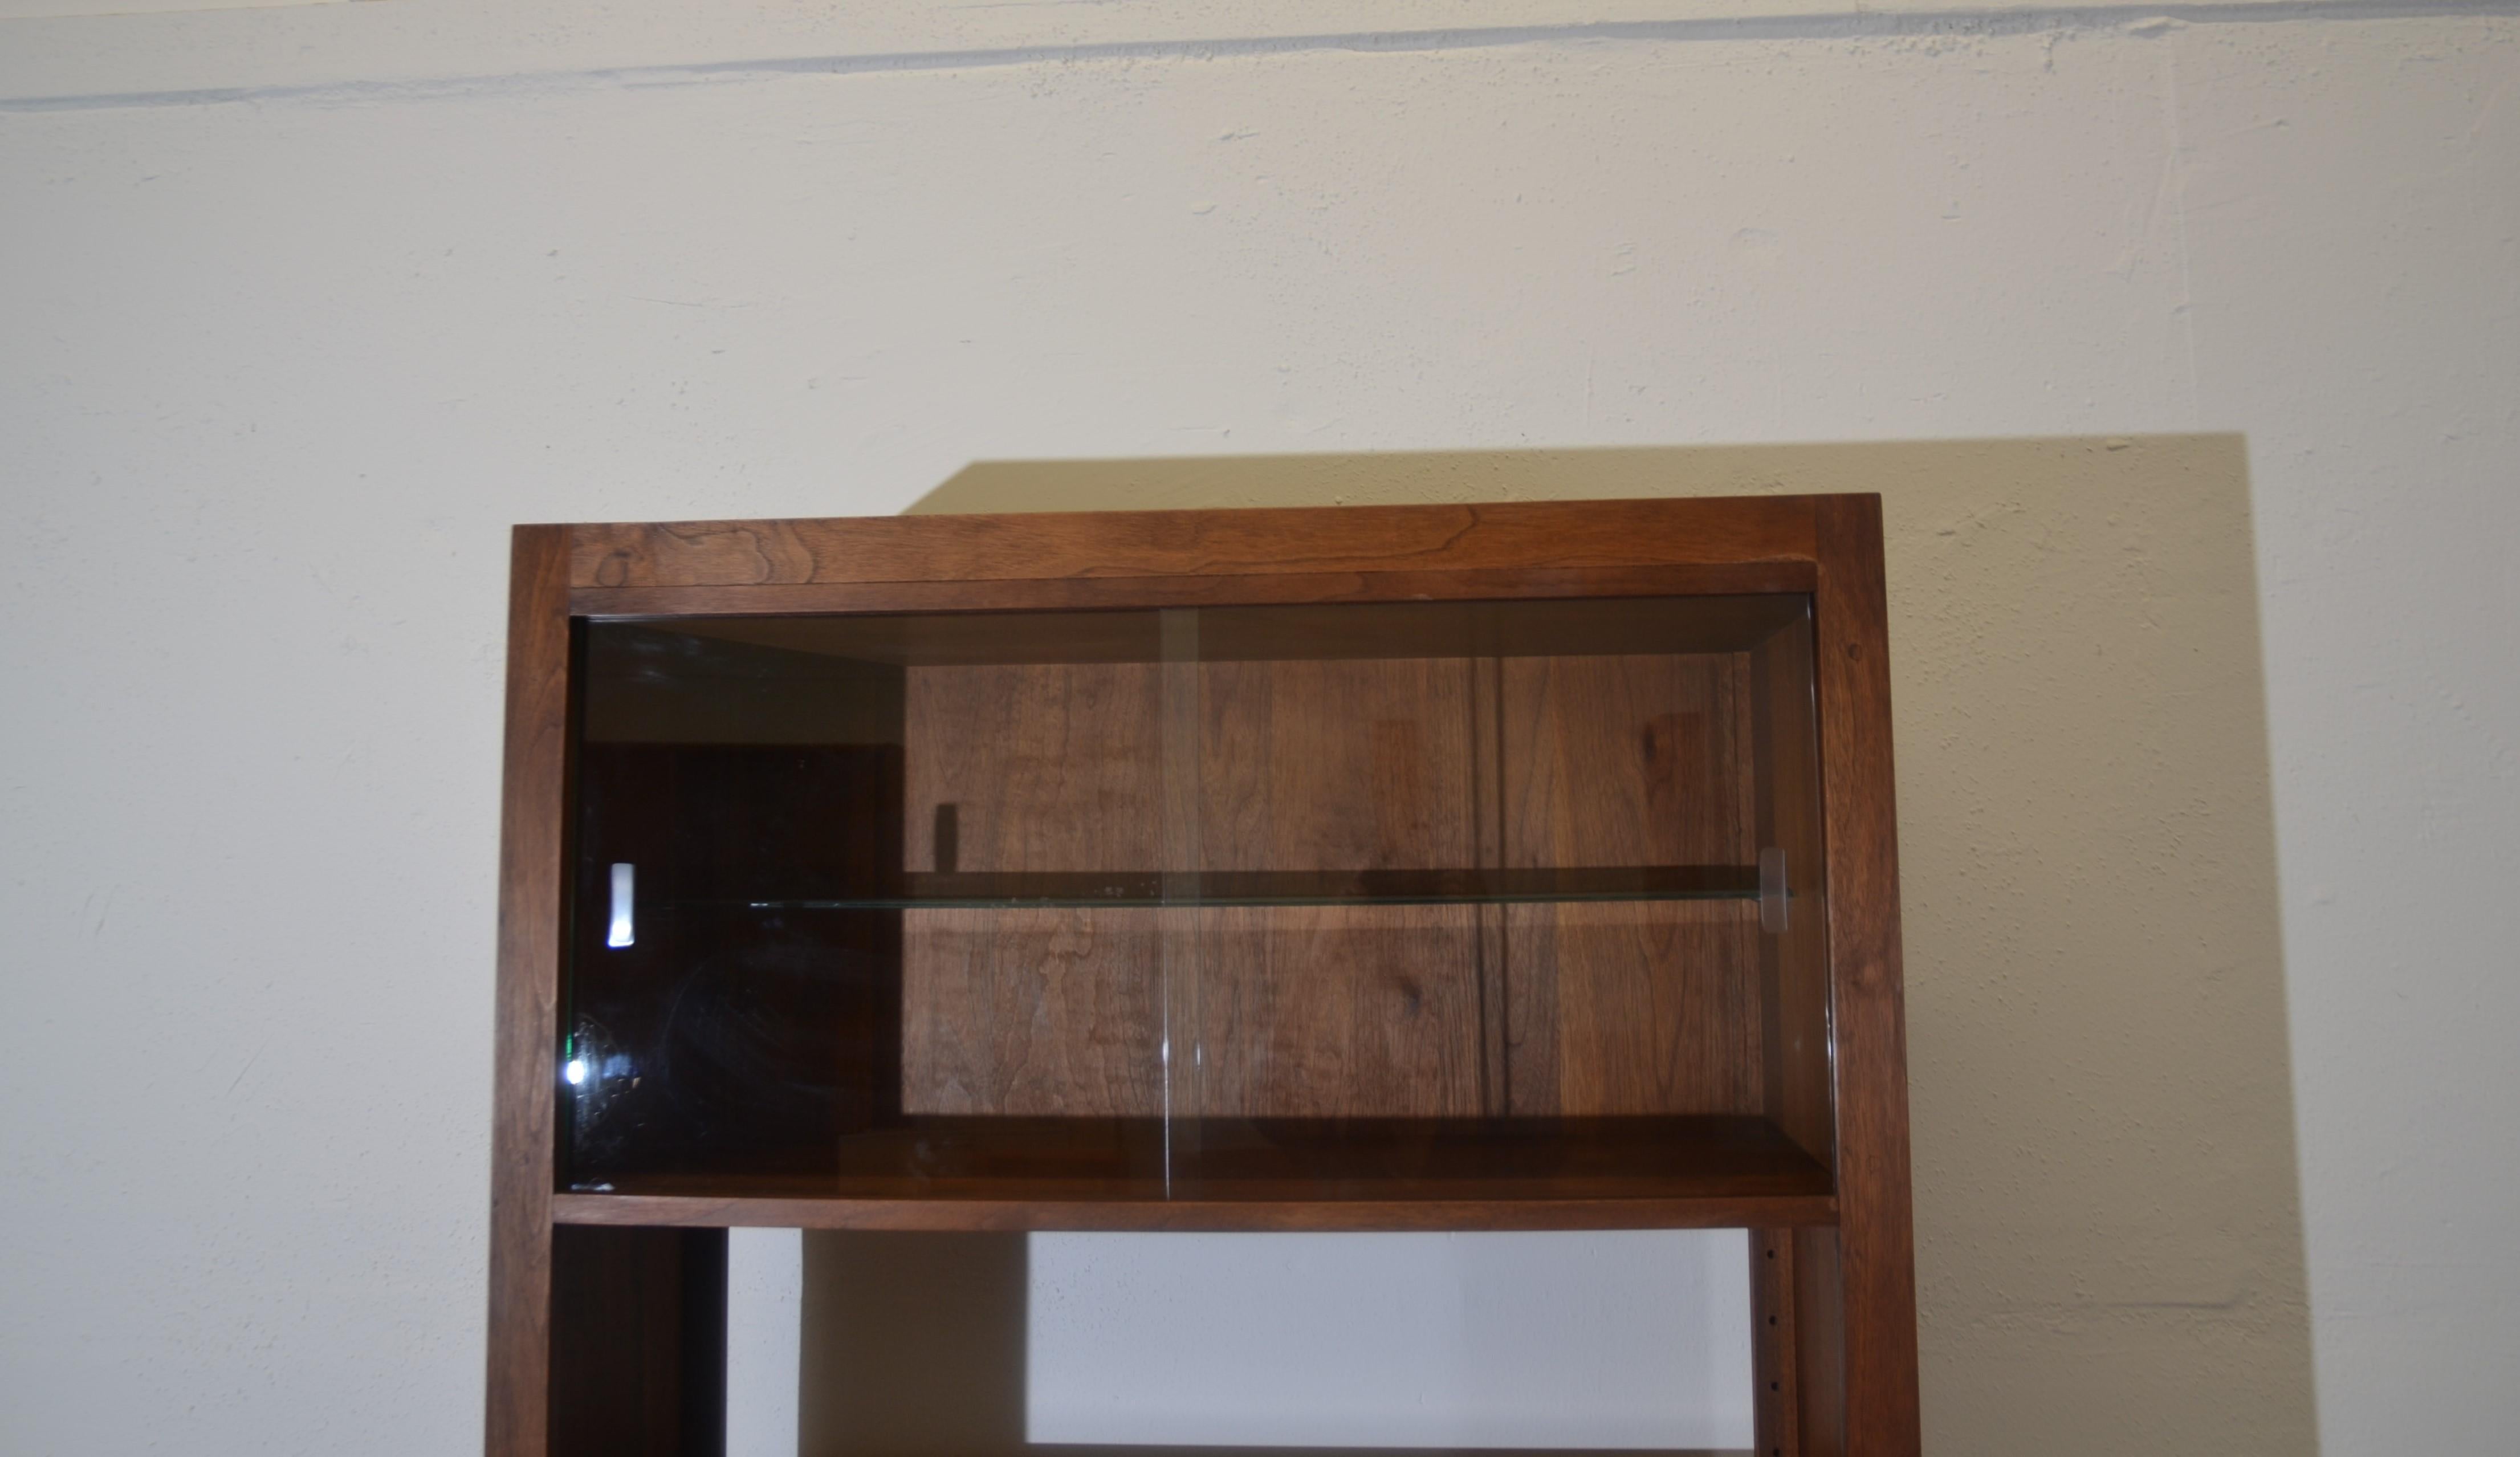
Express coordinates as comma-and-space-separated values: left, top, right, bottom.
801, 438, 2318, 1456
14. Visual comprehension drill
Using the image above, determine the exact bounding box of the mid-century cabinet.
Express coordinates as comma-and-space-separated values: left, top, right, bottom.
487, 495, 1920, 1455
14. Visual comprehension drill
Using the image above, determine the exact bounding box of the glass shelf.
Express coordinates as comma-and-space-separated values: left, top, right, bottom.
703, 865, 1761, 911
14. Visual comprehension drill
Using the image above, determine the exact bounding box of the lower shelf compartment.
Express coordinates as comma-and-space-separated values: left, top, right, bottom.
556, 1115, 1835, 1231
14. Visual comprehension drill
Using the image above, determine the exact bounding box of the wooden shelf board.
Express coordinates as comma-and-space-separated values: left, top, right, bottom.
554, 1116, 1835, 1232
551, 1190, 1838, 1233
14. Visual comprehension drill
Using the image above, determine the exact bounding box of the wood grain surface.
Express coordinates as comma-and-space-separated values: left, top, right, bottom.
1811, 496, 1919, 1455
1751, 1228, 1804, 1457
486, 527, 572, 1457
497, 494, 1918, 1450
552, 1191, 1837, 1234
902, 661, 1162, 874
900, 907, 1165, 1117
896, 648, 1775, 1124
1197, 657, 1477, 871
1187, 905, 1485, 1117
569, 497, 1819, 591
550, 1111, 1834, 1228
1498, 653, 1762, 1117
571, 561, 1815, 619
1506, 901, 1761, 1117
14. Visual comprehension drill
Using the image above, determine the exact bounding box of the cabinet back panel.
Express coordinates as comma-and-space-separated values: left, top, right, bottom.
901, 907, 1164, 1118
897, 650, 1762, 1121
903, 662, 1162, 875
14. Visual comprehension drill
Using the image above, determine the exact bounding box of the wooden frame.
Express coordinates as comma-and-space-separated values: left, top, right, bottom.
488, 495, 1918, 1456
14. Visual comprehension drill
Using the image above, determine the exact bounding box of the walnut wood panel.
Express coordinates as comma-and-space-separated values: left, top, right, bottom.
1188, 906, 1484, 1117
1497, 652, 1761, 1116
899, 662, 1163, 1118
548, 1226, 725, 1457
486, 526, 571, 1457
551, 1112, 1834, 1226
1198, 657, 1477, 871
569, 497, 1819, 590
903, 658, 1493, 1119
1793, 1227, 1850, 1456
1189, 659, 1486, 1113
653, 595, 1807, 669
903, 662, 1160, 874
1194, 595, 1811, 664
497, 494, 1918, 1451
572, 561, 1817, 619
1752, 615, 1835, 1166
900, 907, 1163, 1117
552, 1190, 1838, 1233
1498, 652, 1754, 868
1811, 496, 1919, 1454
1752, 1229, 1802, 1457
1505, 901, 1762, 1117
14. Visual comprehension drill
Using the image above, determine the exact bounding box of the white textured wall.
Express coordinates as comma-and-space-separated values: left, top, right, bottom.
1, 3, 2513, 1453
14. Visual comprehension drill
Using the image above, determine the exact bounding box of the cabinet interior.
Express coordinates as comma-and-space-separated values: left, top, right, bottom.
564, 597, 1834, 1204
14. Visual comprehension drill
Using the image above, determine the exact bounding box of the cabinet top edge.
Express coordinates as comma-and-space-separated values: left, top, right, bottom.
551, 494, 1841, 592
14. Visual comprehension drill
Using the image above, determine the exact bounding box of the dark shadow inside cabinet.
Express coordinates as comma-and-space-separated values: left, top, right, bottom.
561, 597, 1834, 1206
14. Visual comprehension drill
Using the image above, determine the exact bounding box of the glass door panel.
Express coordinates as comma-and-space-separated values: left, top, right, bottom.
561, 597, 1830, 1204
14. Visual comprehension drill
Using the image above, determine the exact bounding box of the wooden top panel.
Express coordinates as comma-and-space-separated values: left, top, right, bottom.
567, 496, 1825, 591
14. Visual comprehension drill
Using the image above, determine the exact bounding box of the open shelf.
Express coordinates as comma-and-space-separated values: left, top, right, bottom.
710, 864, 1762, 911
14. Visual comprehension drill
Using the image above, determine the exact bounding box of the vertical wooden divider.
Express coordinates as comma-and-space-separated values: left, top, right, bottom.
487, 526, 573, 1457
1752, 1227, 1803, 1457
1794, 1226, 1851, 1454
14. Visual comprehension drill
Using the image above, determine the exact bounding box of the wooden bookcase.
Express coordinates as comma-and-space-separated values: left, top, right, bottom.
487, 495, 1919, 1456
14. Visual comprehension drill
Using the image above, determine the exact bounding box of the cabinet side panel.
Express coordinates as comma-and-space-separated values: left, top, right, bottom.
487, 525, 572, 1457
1499, 653, 1761, 1116
1812, 496, 1920, 1453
